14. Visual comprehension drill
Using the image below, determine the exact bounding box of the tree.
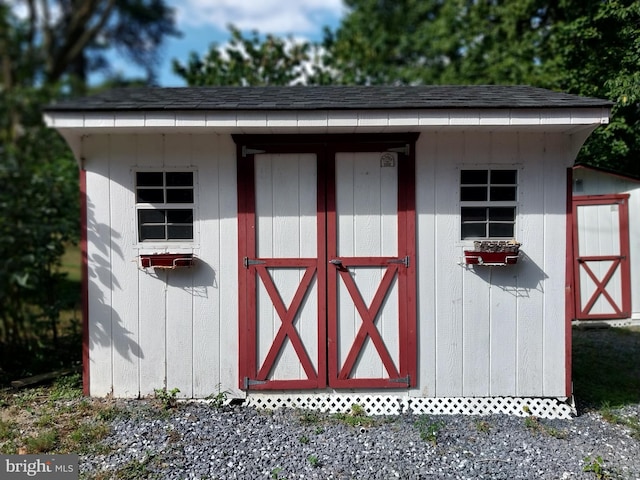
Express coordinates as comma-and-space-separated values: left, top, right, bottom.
322, 0, 640, 176
0, 1, 178, 381
173, 25, 329, 86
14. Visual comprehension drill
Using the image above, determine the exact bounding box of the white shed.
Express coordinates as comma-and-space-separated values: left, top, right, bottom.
572, 165, 640, 326
44, 86, 611, 418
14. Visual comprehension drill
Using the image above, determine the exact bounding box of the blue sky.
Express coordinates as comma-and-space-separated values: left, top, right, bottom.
133, 0, 346, 86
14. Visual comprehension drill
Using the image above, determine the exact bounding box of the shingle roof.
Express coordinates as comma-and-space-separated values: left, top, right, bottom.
44, 85, 612, 112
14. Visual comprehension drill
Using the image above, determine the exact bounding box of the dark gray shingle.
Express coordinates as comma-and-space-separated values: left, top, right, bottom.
44, 85, 612, 112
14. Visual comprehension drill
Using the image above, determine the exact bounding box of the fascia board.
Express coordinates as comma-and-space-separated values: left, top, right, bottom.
43, 107, 610, 132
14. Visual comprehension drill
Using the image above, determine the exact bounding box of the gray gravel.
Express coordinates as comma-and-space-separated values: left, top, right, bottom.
81, 401, 640, 479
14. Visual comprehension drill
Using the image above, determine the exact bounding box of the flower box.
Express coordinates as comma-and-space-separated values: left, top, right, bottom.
464, 240, 520, 266
140, 253, 195, 269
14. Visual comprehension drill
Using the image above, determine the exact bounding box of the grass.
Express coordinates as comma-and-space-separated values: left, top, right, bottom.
572, 325, 640, 409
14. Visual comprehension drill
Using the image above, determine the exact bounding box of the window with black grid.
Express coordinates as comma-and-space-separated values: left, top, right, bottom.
460, 169, 517, 240
136, 171, 194, 242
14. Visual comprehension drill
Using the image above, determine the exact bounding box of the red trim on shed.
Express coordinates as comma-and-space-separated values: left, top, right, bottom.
572, 194, 631, 321
80, 166, 90, 396
565, 168, 573, 398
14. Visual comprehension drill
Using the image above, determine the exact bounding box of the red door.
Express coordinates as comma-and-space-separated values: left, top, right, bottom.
236, 135, 417, 390
573, 194, 631, 320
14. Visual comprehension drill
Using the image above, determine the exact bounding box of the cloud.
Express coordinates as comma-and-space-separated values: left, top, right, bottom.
175, 0, 344, 35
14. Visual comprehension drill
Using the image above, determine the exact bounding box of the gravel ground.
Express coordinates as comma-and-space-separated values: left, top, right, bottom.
81, 401, 640, 480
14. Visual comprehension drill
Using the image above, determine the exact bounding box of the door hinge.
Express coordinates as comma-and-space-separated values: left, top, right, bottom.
242, 146, 266, 157
389, 375, 410, 386
387, 144, 410, 156
243, 257, 266, 268
387, 256, 410, 268
243, 377, 268, 389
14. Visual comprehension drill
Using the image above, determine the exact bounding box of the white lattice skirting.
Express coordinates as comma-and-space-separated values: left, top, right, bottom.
244, 394, 576, 419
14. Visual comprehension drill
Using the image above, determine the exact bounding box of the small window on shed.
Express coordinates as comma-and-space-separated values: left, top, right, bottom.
460, 169, 517, 240
136, 171, 195, 242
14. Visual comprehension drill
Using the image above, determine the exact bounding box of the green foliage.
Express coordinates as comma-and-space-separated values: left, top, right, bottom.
307, 454, 321, 468
206, 386, 228, 409
25, 428, 58, 453
600, 402, 640, 440
173, 25, 322, 86
154, 387, 180, 410
583, 455, 614, 480
414, 416, 445, 444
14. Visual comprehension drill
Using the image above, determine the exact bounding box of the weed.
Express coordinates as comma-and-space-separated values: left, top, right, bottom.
97, 404, 124, 422
0, 440, 17, 454
414, 416, 445, 444
583, 455, 612, 479
474, 419, 490, 433
154, 387, 180, 410
524, 416, 541, 432
113, 455, 158, 480
207, 388, 228, 409
25, 429, 58, 453
36, 413, 55, 428
0, 419, 16, 440
332, 403, 374, 428
350, 403, 365, 416
299, 434, 309, 444
308, 454, 321, 468
524, 416, 568, 439
299, 410, 321, 425
50, 373, 82, 400
600, 403, 640, 440
270, 466, 286, 479
314, 426, 324, 435
68, 422, 111, 452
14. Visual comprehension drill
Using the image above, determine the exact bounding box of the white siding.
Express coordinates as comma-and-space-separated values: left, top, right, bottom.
84, 129, 576, 399
415, 131, 571, 398
84, 133, 239, 398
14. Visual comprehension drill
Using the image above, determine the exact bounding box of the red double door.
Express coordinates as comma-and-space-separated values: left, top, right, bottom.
236, 135, 417, 390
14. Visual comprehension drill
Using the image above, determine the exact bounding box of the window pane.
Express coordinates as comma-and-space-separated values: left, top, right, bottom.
489, 207, 516, 221
139, 209, 165, 224
462, 207, 487, 222
462, 223, 486, 239
140, 225, 165, 241
460, 186, 487, 202
167, 209, 193, 223
461, 170, 488, 184
136, 172, 163, 187
490, 186, 517, 201
166, 189, 194, 203
137, 188, 164, 203
166, 172, 193, 186
490, 170, 517, 184
168, 225, 193, 239
489, 223, 514, 237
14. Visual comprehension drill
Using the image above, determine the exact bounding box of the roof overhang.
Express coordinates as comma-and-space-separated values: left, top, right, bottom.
44, 107, 610, 136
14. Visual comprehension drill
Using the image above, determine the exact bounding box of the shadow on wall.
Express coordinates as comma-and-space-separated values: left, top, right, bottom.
86, 197, 143, 362
465, 250, 549, 298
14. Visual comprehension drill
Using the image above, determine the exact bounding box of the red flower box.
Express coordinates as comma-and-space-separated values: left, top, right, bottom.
140, 253, 195, 269
463, 250, 519, 266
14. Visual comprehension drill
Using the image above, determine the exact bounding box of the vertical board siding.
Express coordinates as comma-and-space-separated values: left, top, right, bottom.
416, 131, 570, 398
84, 136, 114, 396
335, 152, 399, 380
254, 153, 318, 382
541, 134, 570, 396
86, 133, 238, 398
86, 129, 573, 399
109, 134, 142, 397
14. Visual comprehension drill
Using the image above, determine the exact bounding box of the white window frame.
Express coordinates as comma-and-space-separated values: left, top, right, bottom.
134, 168, 198, 247
459, 166, 520, 241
